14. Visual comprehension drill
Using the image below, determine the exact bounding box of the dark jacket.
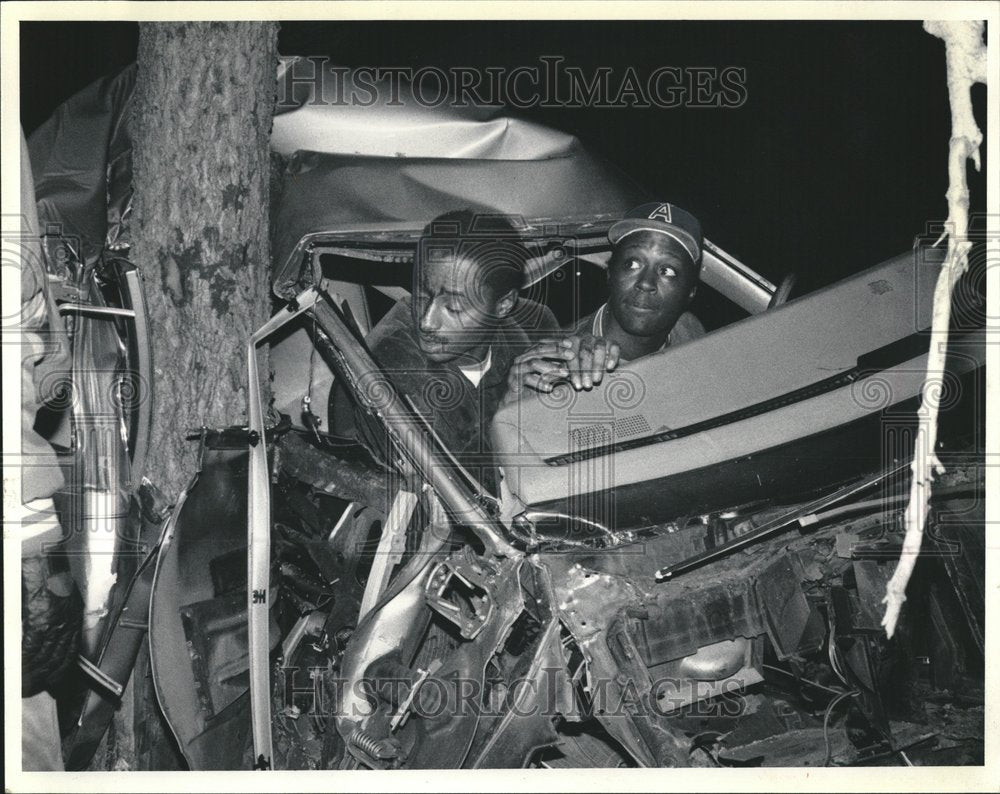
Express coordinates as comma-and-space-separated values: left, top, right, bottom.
333, 297, 557, 494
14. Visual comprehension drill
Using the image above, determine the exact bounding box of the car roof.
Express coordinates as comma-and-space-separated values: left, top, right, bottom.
28, 61, 770, 312
271, 62, 648, 290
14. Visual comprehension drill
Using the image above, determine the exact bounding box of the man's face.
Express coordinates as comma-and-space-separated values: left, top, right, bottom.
607, 230, 699, 338
411, 247, 508, 364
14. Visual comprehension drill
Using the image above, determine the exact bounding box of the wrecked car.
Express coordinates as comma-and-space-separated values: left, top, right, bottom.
259, 213, 986, 771
26, 61, 985, 770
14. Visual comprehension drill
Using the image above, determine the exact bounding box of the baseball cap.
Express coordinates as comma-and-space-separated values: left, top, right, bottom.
609, 202, 703, 264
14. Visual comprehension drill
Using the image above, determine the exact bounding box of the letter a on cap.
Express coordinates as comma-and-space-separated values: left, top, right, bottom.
648, 203, 673, 223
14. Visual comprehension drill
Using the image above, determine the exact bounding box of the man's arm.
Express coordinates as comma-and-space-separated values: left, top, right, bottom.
509, 296, 561, 338
505, 333, 620, 400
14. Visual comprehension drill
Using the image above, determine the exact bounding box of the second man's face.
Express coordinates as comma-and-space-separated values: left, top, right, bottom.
607, 231, 699, 338
411, 250, 503, 364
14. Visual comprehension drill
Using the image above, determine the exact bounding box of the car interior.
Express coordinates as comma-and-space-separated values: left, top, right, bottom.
269, 231, 776, 434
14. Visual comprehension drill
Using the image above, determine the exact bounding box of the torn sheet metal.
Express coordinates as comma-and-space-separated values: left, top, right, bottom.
28, 65, 135, 270
27, 61, 646, 291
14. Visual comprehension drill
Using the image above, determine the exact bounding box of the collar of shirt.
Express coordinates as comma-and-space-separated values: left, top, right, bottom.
456, 346, 493, 387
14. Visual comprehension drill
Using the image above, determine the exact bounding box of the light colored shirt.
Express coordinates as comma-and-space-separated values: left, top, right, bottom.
456, 346, 493, 387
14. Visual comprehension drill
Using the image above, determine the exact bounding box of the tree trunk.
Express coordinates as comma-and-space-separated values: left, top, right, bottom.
132, 21, 278, 500
104, 21, 277, 771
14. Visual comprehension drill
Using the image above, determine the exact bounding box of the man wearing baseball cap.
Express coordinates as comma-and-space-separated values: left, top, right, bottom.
508, 202, 705, 394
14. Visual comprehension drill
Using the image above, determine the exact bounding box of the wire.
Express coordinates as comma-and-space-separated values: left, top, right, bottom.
826, 610, 851, 689
823, 607, 918, 767
302, 313, 323, 442
822, 690, 860, 767
762, 664, 848, 697
307, 313, 318, 405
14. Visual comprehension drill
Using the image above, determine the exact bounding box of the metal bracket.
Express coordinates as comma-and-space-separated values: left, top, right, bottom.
390, 658, 443, 732
57, 303, 136, 318
246, 286, 323, 768
77, 655, 125, 699
424, 555, 496, 640
357, 489, 419, 621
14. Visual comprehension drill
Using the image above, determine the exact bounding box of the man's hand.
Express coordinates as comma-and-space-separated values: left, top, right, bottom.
565, 333, 621, 390
506, 334, 620, 401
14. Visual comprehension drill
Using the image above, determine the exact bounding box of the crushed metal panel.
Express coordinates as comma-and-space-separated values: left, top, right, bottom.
272, 61, 580, 160
272, 150, 646, 281
29, 64, 136, 267
633, 580, 764, 667
851, 560, 895, 632
755, 555, 825, 660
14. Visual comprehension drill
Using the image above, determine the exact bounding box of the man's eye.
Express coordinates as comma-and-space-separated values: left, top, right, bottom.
659, 266, 677, 277
445, 304, 462, 315
627, 259, 641, 270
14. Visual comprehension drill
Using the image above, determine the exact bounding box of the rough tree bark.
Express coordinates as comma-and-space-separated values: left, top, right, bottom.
97, 21, 278, 770
132, 22, 278, 501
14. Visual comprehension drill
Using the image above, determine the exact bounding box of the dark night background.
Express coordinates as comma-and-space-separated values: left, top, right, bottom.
20, 20, 988, 293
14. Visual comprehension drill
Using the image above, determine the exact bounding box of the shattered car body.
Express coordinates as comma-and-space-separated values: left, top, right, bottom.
273, 241, 984, 771
25, 61, 986, 770
258, 62, 985, 769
